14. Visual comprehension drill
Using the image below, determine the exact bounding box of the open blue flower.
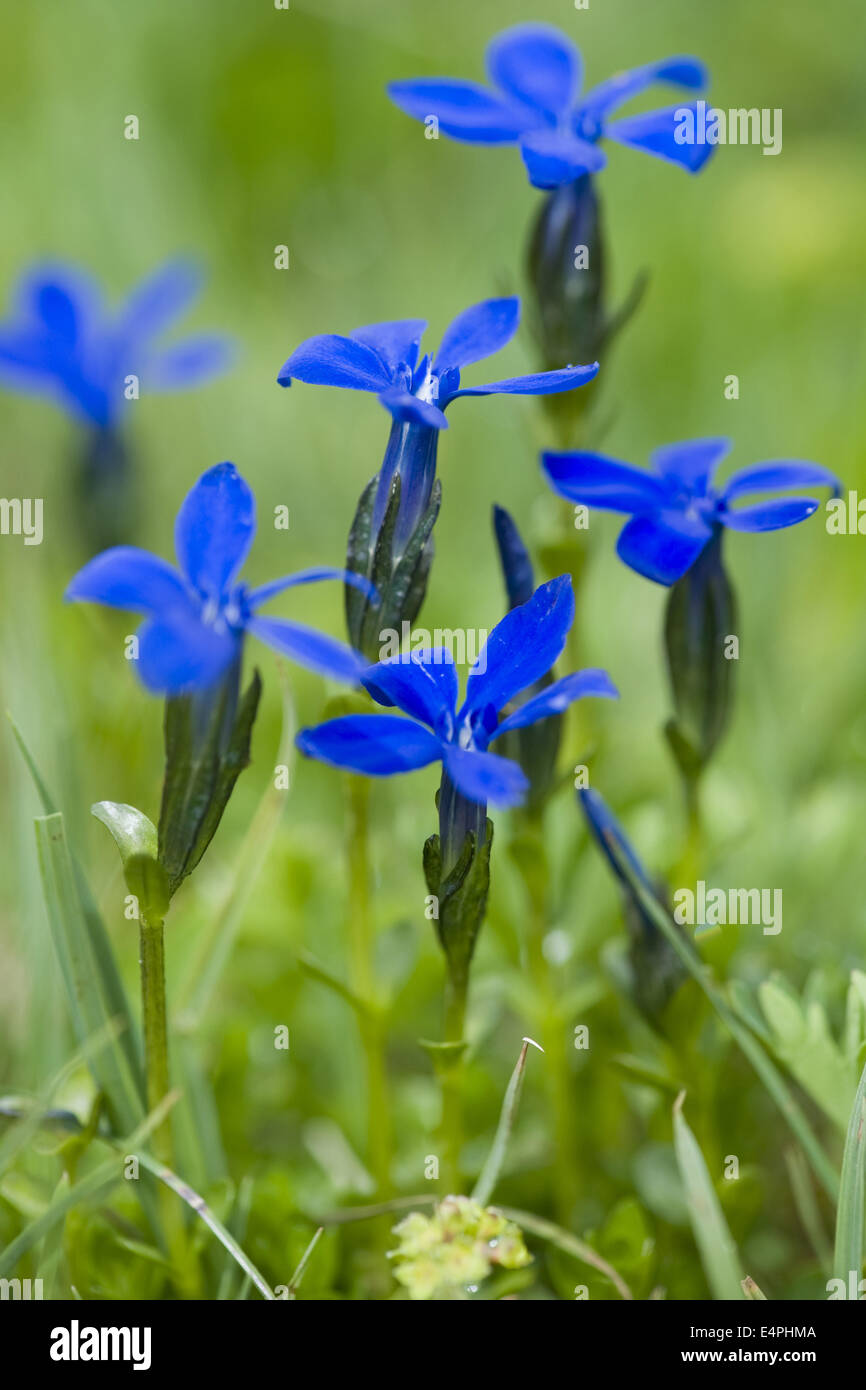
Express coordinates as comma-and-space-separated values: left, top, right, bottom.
296, 575, 617, 808
542, 438, 842, 586
66, 463, 371, 694
0, 260, 232, 430
278, 296, 597, 547
387, 23, 712, 189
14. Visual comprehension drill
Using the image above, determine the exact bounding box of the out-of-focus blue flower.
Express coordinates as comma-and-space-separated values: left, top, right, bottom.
387, 23, 712, 189
0, 260, 232, 429
543, 438, 841, 585
278, 297, 598, 549
296, 575, 617, 808
66, 462, 370, 694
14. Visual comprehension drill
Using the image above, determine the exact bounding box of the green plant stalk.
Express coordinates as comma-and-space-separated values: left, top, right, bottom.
440, 974, 467, 1193
345, 775, 391, 1194
517, 825, 578, 1220
139, 914, 200, 1296
606, 834, 839, 1201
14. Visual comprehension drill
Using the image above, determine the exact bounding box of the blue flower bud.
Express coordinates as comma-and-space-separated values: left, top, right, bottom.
663, 527, 736, 784
579, 788, 686, 1025
492, 505, 562, 813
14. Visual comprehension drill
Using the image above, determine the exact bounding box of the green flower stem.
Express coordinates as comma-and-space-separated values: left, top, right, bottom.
139, 914, 200, 1296
674, 770, 703, 893
440, 973, 467, 1194
515, 820, 578, 1220
345, 774, 391, 1195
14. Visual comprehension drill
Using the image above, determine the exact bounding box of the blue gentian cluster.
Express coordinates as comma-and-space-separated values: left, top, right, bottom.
25, 20, 835, 964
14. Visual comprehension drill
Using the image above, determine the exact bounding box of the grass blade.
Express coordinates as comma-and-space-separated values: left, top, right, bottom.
34, 813, 144, 1133
287, 1226, 323, 1298
11, 717, 144, 1106
472, 1037, 542, 1207
673, 1092, 744, 1301
133, 1151, 275, 1301
833, 1055, 866, 1284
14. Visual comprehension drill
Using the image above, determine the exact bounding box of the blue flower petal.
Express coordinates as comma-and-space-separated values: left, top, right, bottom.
491, 668, 619, 741
175, 462, 256, 601
351, 319, 428, 374
0, 327, 58, 385
493, 504, 535, 609
519, 128, 606, 188
386, 79, 531, 144
616, 511, 712, 585
297, 713, 443, 776
579, 56, 707, 121
378, 388, 449, 430
606, 103, 716, 172
65, 546, 190, 613
651, 437, 731, 496
147, 335, 234, 389
463, 575, 575, 719
18, 265, 100, 345
455, 361, 599, 399
435, 297, 520, 373
542, 450, 670, 514
247, 615, 365, 685
721, 461, 842, 502
277, 333, 394, 392
721, 498, 820, 533
486, 23, 581, 119
441, 743, 528, 809
136, 610, 238, 695
361, 648, 458, 735
247, 567, 376, 610
115, 260, 203, 342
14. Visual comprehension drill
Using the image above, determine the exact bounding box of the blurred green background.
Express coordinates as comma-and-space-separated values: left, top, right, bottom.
1, 0, 865, 1299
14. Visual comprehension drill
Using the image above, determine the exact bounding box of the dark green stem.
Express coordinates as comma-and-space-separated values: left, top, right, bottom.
345, 775, 391, 1195
139, 915, 200, 1295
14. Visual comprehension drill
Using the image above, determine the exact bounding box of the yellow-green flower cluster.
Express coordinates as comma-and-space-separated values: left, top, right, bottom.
389, 1196, 531, 1300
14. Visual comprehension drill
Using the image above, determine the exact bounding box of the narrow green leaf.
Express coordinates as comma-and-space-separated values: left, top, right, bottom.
472, 1037, 542, 1207
673, 1092, 744, 1301
741, 1275, 767, 1300
11, 717, 145, 1114
34, 813, 144, 1134
833, 1055, 866, 1285
287, 1226, 324, 1298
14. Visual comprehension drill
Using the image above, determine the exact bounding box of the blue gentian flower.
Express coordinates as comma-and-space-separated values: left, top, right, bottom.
66, 462, 370, 694
0, 260, 232, 429
296, 575, 617, 815
278, 297, 598, 551
542, 438, 842, 586
387, 23, 712, 189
